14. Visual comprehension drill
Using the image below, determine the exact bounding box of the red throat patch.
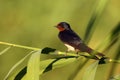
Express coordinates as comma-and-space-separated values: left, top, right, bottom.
57, 26, 65, 31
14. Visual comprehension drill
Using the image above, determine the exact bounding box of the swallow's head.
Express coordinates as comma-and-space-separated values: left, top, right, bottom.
56, 22, 71, 31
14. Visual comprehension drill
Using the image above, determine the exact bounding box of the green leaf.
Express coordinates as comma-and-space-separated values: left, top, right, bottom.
14, 67, 27, 80
4, 51, 33, 80
84, 0, 108, 43
41, 47, 56, 54
22, 51, 41, 80
103, 22, 120, 52
40, 59, 56, 74
15, 56, 56, 78
82, 61, 99, 80
40, 56, 89, 80
43, 57, 76, 73
53, 57, 77, 69
110, 74, 120, 80
0, 46, 11, 55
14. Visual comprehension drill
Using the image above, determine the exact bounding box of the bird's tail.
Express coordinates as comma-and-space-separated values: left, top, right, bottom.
77, 43, 105, 59
86, 47, 105, 60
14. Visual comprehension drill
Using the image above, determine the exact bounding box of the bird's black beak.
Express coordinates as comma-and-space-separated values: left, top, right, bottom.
54, 26, 58, 28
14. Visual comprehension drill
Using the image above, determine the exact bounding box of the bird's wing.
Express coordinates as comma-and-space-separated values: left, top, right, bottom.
59, 30, 83, 47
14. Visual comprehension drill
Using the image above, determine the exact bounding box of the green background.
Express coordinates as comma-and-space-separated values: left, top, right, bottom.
0, 0, 120, 80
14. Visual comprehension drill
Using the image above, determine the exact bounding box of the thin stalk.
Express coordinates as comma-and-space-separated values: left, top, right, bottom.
0, 41, 40, 51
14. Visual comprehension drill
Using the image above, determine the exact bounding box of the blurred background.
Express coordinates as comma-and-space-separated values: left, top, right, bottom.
0, 0, 120, 79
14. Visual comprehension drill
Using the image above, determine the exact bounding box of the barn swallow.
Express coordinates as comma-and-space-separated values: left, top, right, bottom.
55, 22, 105, 59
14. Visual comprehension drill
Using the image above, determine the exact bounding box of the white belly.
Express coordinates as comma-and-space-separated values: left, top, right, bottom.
64, 44, 75, 51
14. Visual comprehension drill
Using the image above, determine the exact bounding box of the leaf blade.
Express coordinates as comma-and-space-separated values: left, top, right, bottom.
82, 61, 99, 80
22, 51, 41, 80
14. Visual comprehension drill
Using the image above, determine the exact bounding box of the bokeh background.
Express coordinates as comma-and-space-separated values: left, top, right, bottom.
0, 0, 120, 79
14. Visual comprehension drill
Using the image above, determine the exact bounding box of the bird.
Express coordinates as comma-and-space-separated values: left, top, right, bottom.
55, 22, 105, 59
